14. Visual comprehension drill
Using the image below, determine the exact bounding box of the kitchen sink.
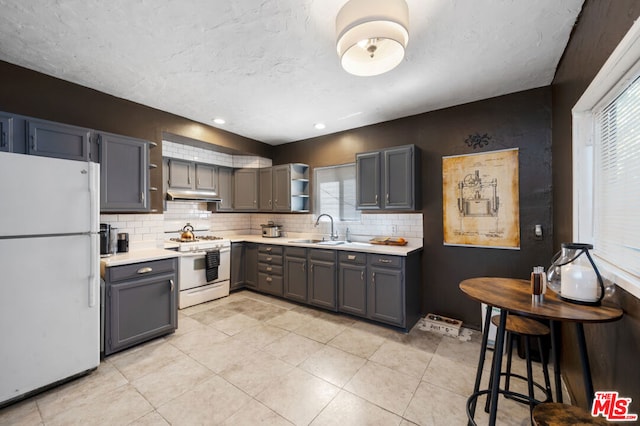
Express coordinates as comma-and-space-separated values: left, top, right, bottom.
316, 240, 345, 246
288, 239, 323, 244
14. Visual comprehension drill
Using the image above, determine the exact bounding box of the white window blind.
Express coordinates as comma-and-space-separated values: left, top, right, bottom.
314, 164, 360, 221
593, 75, 640, 279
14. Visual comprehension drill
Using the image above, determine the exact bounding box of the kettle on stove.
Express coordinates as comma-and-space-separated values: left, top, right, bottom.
180, 223, 195, 241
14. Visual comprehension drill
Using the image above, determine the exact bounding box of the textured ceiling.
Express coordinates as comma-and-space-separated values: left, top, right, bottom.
0, 0, 583, 145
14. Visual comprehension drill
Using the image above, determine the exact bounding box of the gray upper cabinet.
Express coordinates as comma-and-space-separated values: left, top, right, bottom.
384, 146, 415, 210
216, 167, 234, 211
27, 118, 92, 162
99, 132, 150, 212
273, 164, 292, 211
356, 145, 419, 211
0, 113, 13, 152
234, 168, 259, 210
259, 167, 273, 210
195, 163, 217, 191
356, 151, 381, 209
167, 159, 193, 189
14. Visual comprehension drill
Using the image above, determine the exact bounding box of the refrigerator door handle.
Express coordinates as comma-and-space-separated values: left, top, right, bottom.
89, 234, 97, 308
89, 162, 100, 233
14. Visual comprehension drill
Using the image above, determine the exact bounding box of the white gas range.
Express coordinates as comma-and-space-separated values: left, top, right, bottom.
166, 235, 231, 309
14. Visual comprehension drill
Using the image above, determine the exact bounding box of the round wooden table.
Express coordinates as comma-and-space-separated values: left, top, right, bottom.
459, 277, 622, 426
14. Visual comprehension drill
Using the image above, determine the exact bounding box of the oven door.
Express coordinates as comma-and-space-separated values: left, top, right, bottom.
178, 248, 230, 291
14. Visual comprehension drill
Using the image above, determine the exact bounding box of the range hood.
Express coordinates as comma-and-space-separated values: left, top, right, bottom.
166, 189, 222, 203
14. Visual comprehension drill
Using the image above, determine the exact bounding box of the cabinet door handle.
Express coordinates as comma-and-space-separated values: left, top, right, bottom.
374, 194, 378, 203
311, 264, 314, 272
141, 191, 145, 203
378, 259, 392, 264
170, 279, 174, 292
386, 193, 390, 203
302, 262, 305, 272
361, 270, 364, 281
137, 267, 153, 274
348, 255, 356, 260
266, 247, 272, 252
266, 256, 272, 262
266, 266, 272, 272
266, 276, 273, 282
30, 134, 36, 151
1, 131, 6, 147
372, 272, 376, 285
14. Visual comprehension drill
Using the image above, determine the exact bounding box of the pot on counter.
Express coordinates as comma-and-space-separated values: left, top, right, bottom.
261, 221, 282, 238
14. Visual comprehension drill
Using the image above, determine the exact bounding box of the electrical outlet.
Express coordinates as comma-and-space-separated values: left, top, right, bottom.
391, 225, 398, 235
534, 224, 543, 240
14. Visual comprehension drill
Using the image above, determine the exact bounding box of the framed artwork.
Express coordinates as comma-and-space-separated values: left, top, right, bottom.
442, 148, 520, 249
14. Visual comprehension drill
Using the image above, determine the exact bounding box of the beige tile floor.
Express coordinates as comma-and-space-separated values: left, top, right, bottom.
0, 290, 556, 426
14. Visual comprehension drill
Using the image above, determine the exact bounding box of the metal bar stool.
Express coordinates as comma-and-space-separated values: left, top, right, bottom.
485, 313, 553, 415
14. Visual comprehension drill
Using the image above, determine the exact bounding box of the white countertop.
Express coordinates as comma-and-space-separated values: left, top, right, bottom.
100, 248, 179, 278
228, 234, 422, 256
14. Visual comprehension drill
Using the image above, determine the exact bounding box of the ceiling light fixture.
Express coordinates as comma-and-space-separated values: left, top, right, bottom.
213, 118, 226, 125
336, 0, 409, 77
314, 123, 326, 130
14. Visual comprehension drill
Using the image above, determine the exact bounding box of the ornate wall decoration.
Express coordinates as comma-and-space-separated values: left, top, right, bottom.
465, 133, 492, 149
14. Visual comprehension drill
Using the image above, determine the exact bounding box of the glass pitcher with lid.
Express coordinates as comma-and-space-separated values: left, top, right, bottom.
547, 243, 604, 305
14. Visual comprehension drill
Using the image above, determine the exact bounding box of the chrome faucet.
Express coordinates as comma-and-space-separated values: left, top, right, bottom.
315, 214, 338, 241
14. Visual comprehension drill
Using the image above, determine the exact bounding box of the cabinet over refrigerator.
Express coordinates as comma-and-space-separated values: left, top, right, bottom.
0, 151, 100, 407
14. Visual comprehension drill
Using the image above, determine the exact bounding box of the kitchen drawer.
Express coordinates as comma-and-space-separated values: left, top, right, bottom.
108, 258, 177, 282
368, 254, 402, 269
339, 251, 367, 265
309, 248, 335, 262
285, 246, 307, 258
258, 245, 283, 255
258, 272, 283, 296
258, 263, 283, 275
258, 253, 283, 265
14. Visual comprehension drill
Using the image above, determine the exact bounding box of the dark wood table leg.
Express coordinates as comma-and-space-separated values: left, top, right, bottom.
576, 323, 594, 406
468, 304, 494, 425
550, 320, 562, 403
488, 309, 507, 425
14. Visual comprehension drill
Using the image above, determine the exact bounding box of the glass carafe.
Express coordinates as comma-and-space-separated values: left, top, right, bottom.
547, 243, 604, 305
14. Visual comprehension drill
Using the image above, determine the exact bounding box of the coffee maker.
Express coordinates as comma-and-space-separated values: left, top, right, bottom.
100, 223, 117, 256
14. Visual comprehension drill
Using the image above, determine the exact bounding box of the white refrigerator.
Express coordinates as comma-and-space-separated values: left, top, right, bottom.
0, 151, 100, 406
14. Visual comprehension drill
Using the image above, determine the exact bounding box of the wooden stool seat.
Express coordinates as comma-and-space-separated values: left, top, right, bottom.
533, 403, 609, 425
487, 314, 553, 415
491, 314, 550, 336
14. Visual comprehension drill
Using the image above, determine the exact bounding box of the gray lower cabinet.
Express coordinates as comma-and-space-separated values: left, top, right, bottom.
338, 251, 421, 329
338, 252, 368, 317
104, 258, 178, 356
99, 132, 150, 212
284, 247, 307, 302
0, 113, 13, 152
258, 245, 283, 296
230, 242, 245, 291
308, 249, 337, 311
27, 118, 92, 161
245, 243, 258, 289
234, 168, 259, 210
369, 260, 404, 325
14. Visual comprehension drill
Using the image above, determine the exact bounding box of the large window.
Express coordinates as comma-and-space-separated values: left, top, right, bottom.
573, 19, 640, 298
314, 164, 360, 221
